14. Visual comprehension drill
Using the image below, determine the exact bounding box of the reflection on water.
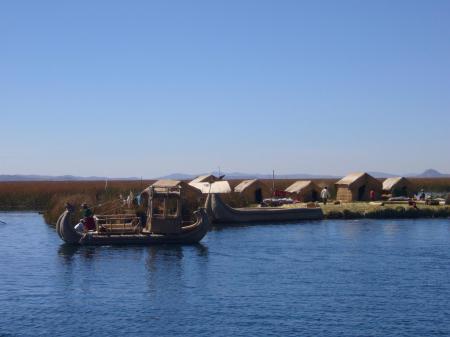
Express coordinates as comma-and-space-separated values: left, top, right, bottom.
1, 212, 450, 337
58, 244, 98, 262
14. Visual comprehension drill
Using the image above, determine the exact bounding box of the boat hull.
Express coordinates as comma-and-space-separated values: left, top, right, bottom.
57, 208, 209, 246
206, 193, 323, 223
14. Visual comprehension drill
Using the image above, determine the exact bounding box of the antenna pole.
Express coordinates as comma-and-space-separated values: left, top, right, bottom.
272, 169, 275, 198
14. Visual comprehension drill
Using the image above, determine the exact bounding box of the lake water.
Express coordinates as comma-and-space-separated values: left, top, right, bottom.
0, 213, 450, 336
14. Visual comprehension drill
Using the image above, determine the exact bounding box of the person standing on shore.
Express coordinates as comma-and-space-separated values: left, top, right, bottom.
321, 187, 331, 205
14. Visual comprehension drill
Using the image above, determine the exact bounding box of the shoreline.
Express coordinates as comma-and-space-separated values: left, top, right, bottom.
1, 205, 449, 223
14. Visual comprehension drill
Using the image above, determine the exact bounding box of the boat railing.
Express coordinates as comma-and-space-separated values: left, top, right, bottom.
95, 214, 139, 234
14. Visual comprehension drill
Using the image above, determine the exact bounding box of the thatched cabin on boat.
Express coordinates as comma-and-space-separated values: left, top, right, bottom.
142, 179, 203, 220
335, 172, 382, 202
285, 180, 321, 202
382, 177, 416, 197
234, 179, 270, 204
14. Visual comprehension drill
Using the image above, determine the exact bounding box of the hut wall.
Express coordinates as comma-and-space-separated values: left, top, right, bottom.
357, 179, 382, 201
288, 186, 320, 202
336, 187, 354, 202
237, 182, 271, 204
390, 181, 416, 197
336, 179, 382, 202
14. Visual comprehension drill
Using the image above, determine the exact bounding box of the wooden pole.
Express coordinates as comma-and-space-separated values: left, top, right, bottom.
272, 170, 275, 198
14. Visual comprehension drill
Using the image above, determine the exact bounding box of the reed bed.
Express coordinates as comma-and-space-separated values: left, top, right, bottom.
1, 178, 449, 224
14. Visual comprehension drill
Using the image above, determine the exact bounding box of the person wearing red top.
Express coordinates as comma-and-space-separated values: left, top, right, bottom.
81, 203, 96, 231
370, 190, 376, 201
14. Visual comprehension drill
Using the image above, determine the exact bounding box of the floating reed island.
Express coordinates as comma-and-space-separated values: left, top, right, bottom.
0, 172, 449, 225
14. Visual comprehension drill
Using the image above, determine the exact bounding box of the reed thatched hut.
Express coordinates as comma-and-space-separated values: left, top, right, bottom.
335, 172, 382, 202
382, 177, 416, 197
285, 180, 321, 202
234, 179, 270, 204
142, 179, 203, 220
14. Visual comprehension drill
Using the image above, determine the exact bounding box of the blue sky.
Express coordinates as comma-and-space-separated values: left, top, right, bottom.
1, 0, 449, 178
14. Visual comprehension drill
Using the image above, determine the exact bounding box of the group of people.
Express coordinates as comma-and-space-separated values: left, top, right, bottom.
72, 201, 147, 234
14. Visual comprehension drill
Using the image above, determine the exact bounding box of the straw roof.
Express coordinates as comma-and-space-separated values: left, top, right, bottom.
142, 179, 201, 195
189, 181, 231, 194
335, 172, 366, 187
234, 179, 258, 193
285, 180, 314, 193
151, 179, 182, 188
383, 177, 406, 191
190, 175, 218, 184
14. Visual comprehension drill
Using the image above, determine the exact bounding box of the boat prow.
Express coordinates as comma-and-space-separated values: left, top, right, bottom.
205, 193, 323, 223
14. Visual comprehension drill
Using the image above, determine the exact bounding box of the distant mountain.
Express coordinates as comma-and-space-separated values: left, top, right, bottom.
158, 171, 338, 180
367, 171, 398, 178
157, 173, 198, 180
3, 169, 448, 182
415, 169, 450, 178
0, 175, 140, 181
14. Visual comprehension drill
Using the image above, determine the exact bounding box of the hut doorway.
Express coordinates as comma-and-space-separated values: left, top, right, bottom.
254, 188, 263, 203
400, 186, 408, 196
311, 190, 318, 201
357, 185, 366, 201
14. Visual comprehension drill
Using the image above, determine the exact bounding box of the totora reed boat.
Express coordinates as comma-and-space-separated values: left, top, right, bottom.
205, 193, 323, 223
56, 185, 209, 246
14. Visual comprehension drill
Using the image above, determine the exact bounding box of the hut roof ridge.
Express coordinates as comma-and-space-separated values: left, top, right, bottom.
234, 179, 258, 193
151, 179, 182, 187
335, 172, 367, 186
190, 174, 217, 184
285, 180, 313, 193
383, 177, 406, 190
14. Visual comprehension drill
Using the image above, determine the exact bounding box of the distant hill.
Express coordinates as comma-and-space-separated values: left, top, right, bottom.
415, 169, 450, 178
2, 169, 448, 182
158, 171, 339, 180
0, 175, 140, 182
367, 171, 398, 178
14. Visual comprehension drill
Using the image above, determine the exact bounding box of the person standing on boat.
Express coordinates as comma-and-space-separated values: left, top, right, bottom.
320, 187, 331, 205
81, 203, 95, 231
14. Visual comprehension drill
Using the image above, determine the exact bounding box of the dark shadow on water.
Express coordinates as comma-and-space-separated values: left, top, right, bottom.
58, 242, 208, 265
211, 220, 323, 231
58, 244, 97, 263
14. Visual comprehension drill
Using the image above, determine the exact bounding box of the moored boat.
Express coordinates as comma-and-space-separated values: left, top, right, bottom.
56, 185, 209, 246
205, 193, 323, 223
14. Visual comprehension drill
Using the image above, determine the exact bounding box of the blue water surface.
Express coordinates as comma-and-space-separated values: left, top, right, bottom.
0, 212, 450, 337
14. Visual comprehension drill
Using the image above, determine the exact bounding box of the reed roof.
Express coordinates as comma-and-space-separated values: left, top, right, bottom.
382, 177, 412, 191
190, 175, 219, 184
143, 179, 201, 195
383, 177, 404, 190
234, 179, 258, 193
189, 181, 231, 194
285, 180, 314, 193
335, 172, 366, 187
151, 179, 182, 188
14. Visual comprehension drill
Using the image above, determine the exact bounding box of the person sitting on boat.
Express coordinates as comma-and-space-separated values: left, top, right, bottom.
81, 203, 96, 231
133, 209, 147, 233
320, 187, 331, 205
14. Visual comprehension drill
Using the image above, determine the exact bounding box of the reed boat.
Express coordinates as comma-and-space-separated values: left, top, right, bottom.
56, 186, 209, 246
205, 193, 323, 223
